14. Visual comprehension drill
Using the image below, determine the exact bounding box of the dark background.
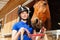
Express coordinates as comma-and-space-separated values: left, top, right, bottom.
48, 0, 60, 30
30, 0, 60, 30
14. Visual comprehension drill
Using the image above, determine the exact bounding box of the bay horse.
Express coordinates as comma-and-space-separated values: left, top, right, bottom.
31, 0, 51, 40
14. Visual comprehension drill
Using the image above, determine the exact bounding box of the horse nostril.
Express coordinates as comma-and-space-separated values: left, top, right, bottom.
36, 19, 38, 23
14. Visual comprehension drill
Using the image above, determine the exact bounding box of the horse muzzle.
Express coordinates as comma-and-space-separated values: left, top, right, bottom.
31, 18, 39, 24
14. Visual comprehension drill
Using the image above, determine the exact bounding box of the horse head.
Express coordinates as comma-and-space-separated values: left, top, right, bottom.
31, 1, 47, 29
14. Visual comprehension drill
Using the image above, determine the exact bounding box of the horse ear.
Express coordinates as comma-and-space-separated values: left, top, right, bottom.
33, 4, 36, 8
33, 2, 37, 8
39, 0, 46, 1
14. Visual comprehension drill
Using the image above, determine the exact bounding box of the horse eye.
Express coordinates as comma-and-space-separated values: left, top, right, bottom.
44, 3, 47, 5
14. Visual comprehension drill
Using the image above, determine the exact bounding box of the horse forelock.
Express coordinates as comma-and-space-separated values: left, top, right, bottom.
34, 1, 47, 8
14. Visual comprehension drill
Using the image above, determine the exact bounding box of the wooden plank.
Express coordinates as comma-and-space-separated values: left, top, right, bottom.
0, 0, 27, 18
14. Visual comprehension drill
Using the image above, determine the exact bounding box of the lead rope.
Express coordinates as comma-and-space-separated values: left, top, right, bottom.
35, 20, 43, 40
20, 28, 24, 40
20, 28, 30, 40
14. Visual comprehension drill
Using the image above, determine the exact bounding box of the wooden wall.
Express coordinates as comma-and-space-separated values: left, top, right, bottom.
0, 6, 19, 40
0, 0, 27, 19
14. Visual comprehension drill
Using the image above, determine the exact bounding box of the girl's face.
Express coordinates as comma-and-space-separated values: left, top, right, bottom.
20, 11, 29, 20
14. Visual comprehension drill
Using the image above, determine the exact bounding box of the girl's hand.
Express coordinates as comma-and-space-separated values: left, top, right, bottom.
19, 27, 31, 38
28, 33, 31, 38
41, 26, 46, 33
24, 28, 31, 38
18, 27, 25, 35
24, 28, 30, 34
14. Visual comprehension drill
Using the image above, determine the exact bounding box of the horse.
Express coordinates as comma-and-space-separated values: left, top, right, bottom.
31, 0, 51, 40
31, 0, 51, 31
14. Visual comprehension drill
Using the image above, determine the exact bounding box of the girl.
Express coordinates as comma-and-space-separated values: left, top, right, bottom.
12, 6, 33, 40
